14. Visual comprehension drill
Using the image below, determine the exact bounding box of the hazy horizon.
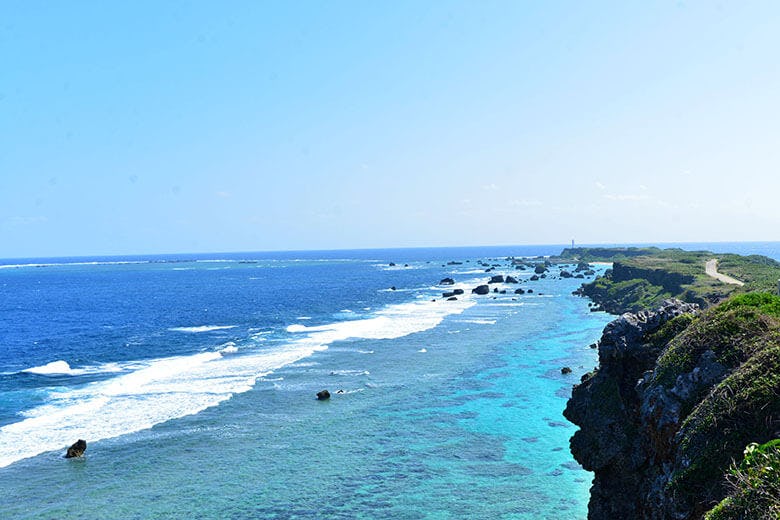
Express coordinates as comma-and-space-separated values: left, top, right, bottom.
3, 2, 779, 257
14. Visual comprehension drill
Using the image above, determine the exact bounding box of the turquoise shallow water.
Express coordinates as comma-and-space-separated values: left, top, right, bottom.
0, 247, 614, 518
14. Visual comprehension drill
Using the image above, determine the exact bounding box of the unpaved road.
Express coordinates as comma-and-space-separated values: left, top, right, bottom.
705, 259, 745, 286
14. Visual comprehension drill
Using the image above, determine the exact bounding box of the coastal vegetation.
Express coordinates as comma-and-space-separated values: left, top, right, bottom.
564, 249, 780, 519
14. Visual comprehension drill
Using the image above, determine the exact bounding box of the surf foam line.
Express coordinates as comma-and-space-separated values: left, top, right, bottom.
168, 325, 237, 333
0, 297, 474, 469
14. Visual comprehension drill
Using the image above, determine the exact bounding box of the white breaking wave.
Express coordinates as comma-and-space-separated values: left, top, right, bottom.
21, 360, 134, 377
286, 324, 308, 333
0, 260, 150, 270
21, 361, 74, 375
168, 325, 237, 333
218, 342, 239, 354
0, 296, 474, 469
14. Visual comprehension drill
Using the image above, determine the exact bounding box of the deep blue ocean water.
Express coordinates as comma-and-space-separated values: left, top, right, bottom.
1, 242, 777, 519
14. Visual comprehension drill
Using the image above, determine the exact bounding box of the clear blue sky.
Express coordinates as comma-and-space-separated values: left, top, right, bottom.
2, 1, 779, 257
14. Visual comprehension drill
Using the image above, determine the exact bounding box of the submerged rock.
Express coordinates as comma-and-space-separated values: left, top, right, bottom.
440, 277, 455, 285
65, 439, 87, 458
561, 367, 572, 375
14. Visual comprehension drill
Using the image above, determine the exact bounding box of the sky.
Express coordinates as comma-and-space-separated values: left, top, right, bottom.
1, 1, 779, 257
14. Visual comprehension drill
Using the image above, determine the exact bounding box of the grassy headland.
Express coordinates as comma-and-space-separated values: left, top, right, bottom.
557, 247, 780, 314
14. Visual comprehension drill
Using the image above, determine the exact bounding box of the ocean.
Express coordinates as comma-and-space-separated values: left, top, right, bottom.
0, 242, 777, 519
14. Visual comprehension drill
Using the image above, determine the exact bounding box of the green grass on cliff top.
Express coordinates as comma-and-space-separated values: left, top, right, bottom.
651, 294, 780, 516
705, 439, 780, 520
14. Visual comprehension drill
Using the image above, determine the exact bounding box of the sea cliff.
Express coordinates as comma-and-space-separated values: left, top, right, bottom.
565, 295, 780, 519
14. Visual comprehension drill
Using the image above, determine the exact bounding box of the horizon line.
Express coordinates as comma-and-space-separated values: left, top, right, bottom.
2, 240, 779, 263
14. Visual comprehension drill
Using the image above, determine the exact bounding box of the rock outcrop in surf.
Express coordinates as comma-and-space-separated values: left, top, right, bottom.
65, 439, 87, 458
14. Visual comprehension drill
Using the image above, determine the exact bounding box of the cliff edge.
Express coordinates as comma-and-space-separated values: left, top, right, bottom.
565, 295, 780, 519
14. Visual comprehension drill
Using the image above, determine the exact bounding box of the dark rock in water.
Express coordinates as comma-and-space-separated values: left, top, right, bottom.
527, 289, 533, 293
499, 290, 507, 294
472, 285, 490, 295
560, 270, 573, 278
534, 264, 547, 274
505, 275, 519, 283
390, 286, 396, 291
540, 273, 547, 278
574, 261, 591, 272
530, 275, 540, 281
561, 367, 572, 375
447, 296, 458, 301
485, 268, 493, 272
440, 277, 455, 285
585, 269, 596, 276
336, 389, 345, 394
515, 288, 525, 294
65, 439, 87, 458
389, 262, 396, 267
447, 261, 463, 265
453, 288, 464, 295
316, 390, 331, 401
489, 275, 505, 284
589, 343, 598, 349
403, 264, 409, 267
443, 291, 455, 298
575, 274, 585, 279
493, 288, 499, 293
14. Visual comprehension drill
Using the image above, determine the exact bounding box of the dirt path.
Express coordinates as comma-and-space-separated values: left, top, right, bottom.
705, 259, 745, 286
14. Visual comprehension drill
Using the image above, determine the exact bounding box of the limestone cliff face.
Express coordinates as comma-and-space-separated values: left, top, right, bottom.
565, 297, 780, 519
611, 262, 695, 294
